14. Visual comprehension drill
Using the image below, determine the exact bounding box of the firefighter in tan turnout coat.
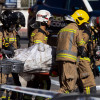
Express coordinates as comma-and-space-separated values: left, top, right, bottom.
0, 10, 18, 99
0, 10, 17, 84
78, 27, 96, 94
29, 10, 53, 100
30, 10, 52, 46
30, 27, 49, 45
56, 10, 91, 93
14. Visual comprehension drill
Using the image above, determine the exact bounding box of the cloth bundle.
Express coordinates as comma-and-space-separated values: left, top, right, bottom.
11, 43, 56, 72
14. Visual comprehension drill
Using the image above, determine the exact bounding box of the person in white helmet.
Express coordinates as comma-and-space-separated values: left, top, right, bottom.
24, 10, 53, 100
30, 9, 53, 46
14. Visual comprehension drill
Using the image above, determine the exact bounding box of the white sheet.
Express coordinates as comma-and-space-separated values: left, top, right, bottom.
11, 43, 56, 72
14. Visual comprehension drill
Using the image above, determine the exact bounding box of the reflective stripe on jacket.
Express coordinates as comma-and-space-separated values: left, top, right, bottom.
0, 29, 17, 49
56, 23, 85, 62
0, 31, 3, 49
33, 40, 43, 43
9, 38, 16, 42
80, 57, 90, 62
30, 28, 49, 45
31, 32, 35, 37
79, 29, 91, 61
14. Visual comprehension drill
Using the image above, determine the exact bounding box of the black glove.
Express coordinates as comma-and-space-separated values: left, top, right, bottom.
78, 46, 87, 57
5, 44, 15, 58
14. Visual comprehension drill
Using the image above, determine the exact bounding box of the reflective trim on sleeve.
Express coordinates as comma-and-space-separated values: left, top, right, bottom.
31, 33, 35, 36
78, 39, 86, 46
56, 53, 77, 61
65, 90, 69, 94
33, 40, 43, 43
95, 38, 97, 41
1, 96, 10, 100
80, 57, 90, 62
44, 37, 48, 41
89, 40, 91, 41
58, 28, 76, 34
93, 39, 97, 43
5, 37, 8, 39
56, 50, 77, 57
9, 38, 16, 41
0, 39, 2, 42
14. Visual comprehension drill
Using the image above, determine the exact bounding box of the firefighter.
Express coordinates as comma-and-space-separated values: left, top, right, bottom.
0, 9, 18, 61
77, 24, 96, 94
30, 10, 52, 45
56, 9, 89, 93
9, 11, 25, 100
0, 10, 18, 49
25, 10, 52, 100
0, 10, 18, 99
11, 11, 25, 49
0, 10, 25, 100
89, 17, 100, 76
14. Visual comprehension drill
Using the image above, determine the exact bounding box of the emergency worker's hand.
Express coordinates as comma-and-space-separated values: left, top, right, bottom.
78, 46, 88, 57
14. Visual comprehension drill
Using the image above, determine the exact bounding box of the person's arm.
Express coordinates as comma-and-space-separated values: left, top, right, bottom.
76, 30, 86, 56
12, 31, 17, 49
30, 31, 36, 46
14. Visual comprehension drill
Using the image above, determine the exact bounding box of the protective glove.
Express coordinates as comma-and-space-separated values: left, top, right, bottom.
92, 65, 100, 77
78, 46, 88, 57
78, 46, 85, 56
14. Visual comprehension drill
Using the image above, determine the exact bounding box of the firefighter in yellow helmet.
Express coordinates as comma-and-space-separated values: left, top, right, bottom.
56, 9, 90, 93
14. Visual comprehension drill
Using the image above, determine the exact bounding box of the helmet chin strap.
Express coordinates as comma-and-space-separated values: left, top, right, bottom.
40, 22, 48, 30
76, 19, 79, 25
43, 21, 48, 23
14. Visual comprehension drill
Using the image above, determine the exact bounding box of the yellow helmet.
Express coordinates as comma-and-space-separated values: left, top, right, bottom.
71, 10, 89, 25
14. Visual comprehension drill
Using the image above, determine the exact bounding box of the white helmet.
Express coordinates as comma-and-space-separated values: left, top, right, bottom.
36, 10, 52, 23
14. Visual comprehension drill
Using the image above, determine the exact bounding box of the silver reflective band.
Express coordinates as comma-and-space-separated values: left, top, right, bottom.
56, 50, 77, 57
